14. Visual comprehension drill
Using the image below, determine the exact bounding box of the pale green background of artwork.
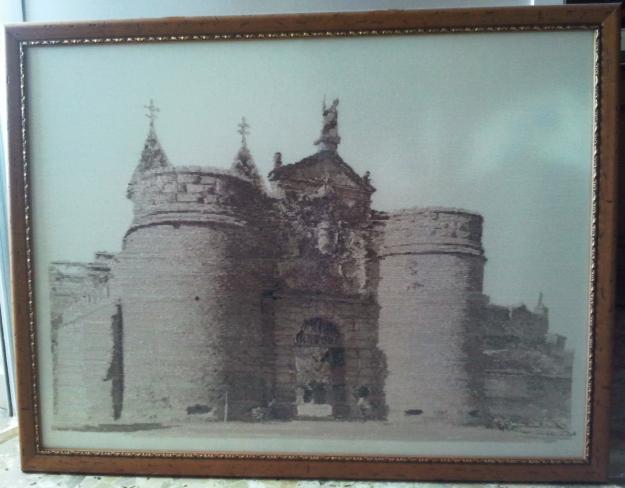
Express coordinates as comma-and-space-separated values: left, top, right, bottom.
26, 30, 593, 456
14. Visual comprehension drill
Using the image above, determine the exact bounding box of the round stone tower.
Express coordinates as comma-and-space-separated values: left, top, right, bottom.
376, 207, 486, 425
113, 110, 275, 424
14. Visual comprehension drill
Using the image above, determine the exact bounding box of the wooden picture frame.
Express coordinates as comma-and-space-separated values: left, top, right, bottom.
5, 4, 619, 482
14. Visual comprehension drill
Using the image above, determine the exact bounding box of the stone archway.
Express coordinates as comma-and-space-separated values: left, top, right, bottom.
293, 317, 346, 418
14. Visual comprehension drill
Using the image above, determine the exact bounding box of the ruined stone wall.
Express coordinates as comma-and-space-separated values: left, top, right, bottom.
49, 253, 114, 316
479, 302, 573, 430
266, 292, 386, 420
49, 256, 118, 429
376, 208, 487, 424
482, 372, 572, 431
479, 303, 550, 349
52, 300, 119, 429
116, 167, 277, 424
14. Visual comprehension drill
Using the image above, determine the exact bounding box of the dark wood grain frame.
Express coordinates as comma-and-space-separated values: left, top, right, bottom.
4, 4, 620, 482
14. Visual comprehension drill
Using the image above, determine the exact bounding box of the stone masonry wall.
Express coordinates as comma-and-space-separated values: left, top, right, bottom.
376, 208, 487, 424
126, 166, 260, 233
49, 256, 118, 429
479, 302, 573, 429
116, 168, 277, 424
49, 254, 113, 315
482, 371, 571, 430
52, 299, 118, 429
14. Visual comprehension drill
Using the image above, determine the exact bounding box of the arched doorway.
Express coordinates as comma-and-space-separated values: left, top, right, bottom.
293, 317, 346, 418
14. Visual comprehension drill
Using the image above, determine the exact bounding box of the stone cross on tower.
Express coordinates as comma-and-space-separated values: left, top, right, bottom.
127, 99, 170, 200
232, 116, 263, 189
144, 99, 160, 128
238, 117, 250, 149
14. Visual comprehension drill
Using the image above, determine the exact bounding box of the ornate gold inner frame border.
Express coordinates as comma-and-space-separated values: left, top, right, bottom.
5, 4, 619, 482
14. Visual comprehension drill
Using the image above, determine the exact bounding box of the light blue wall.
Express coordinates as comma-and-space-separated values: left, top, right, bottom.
0, 129, 15, 416
22, 0, 558, 22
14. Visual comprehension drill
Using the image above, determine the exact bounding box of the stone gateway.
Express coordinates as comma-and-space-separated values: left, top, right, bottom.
49, 100, 573, 433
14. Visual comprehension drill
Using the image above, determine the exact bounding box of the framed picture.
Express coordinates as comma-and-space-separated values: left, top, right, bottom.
5, 4, 619, 482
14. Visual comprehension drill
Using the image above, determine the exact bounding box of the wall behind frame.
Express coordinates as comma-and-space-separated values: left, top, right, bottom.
7, 0, 625, 481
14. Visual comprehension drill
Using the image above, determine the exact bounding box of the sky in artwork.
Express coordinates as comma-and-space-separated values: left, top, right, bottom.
27, 31, 594, 339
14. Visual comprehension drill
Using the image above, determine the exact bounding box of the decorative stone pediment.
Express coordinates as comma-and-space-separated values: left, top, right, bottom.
269, 150, 374, 195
